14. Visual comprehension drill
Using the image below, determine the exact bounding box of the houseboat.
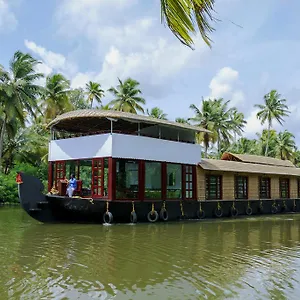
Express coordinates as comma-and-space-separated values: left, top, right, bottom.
16, 109, 300, 223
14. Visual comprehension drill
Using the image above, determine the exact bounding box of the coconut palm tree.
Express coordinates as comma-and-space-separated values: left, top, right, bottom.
230, 110, 247, 142
275, 130, 296, 160
0, 51, 43, 171
85, 81, 105, 108
146, 107, 168, 120
212, 98, 237, 155
256, 129, 278, 157
175, 117, 190, 124
161, 0, 216, 49
108, 78, 146, 114
189, 99, 218, 157
255, 90, 290, 156
227, 137, 259, 155
41, 73, 72, 121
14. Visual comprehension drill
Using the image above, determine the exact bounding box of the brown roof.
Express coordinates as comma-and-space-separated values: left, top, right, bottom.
221, 152, 295, 168
199, 159, 300, 176
47, 109, 210, 133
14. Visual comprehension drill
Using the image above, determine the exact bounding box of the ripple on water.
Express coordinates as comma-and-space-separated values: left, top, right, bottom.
2, 208, 300, 299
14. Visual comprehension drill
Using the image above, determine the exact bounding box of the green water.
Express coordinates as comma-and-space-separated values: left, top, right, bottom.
1, 208, 300, 299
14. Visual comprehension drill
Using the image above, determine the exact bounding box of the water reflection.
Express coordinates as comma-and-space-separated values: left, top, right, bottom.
1, 208, 300, 299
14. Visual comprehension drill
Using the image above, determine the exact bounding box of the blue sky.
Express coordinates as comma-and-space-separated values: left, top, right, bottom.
1, 0, 300, 143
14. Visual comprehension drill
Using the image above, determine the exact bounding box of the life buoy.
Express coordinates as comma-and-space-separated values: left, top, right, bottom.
147, 210, 159, 223
160, 208, 168, 221
215, 207, 223, 218
231, 207, 238, 217
130, 211, 137, 223
271, 205, 277, 214
246, 207, 252, 216
103, 211, 113, 224
196, 209, 205, 219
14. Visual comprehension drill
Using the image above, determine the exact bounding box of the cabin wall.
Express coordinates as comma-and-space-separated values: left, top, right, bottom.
196, 166, 300, 201
49, 133, 202, 165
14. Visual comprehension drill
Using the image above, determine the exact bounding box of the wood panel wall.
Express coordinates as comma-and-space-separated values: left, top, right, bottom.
196, 166, 300, 201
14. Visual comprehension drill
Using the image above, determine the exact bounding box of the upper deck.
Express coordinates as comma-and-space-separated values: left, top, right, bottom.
47, 110, 209, 164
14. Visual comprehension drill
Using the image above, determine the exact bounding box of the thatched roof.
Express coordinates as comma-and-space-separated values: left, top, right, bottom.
47, 109, 210, 134
199, 159, 300, 177
221, 152, 295, 168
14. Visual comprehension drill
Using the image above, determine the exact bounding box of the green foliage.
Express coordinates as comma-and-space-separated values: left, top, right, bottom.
0, 162, 47, 203
146, 107, 168, 120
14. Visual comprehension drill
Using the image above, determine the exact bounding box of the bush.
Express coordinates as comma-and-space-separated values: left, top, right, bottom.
0, 162, 48, 203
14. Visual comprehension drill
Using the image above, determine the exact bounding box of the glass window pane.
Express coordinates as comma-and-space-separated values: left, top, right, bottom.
116, 159, 139, 199
145, 162, 161, 199
167, 164, 182, 199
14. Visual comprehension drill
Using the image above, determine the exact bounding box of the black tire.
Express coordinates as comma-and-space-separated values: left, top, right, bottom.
147, 210, 159, 223
130, 211, 137, 223
271, 205, 277, 214
231, 207, 238, 217
215, 207, 223, 218
246, 207, 252, 216
103, 211, 113, 224
160, 209, 169, 221
293, 204, 297, 212
196, 209, 205, 219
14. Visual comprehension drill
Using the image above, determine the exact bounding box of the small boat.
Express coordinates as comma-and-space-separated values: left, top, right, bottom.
17, 109, 300, 224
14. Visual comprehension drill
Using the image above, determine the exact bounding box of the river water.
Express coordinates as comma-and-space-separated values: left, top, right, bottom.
1, 207, 300, 299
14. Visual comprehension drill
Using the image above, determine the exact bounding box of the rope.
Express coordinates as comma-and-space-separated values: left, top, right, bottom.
180, 201, 184, 216
132, 201, 135, 213
106, 201, 109, 213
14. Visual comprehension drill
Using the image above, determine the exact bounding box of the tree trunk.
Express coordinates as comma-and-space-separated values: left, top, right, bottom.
217, 130, 221, 157
265, 124, 271, 156
0, 117, 6, 173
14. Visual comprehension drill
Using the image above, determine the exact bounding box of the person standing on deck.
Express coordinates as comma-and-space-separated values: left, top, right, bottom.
66, 174, 77, 197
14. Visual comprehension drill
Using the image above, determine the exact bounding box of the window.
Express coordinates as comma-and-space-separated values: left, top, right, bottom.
185, 165, 194, 199
116, 159, 139, 199
279, 178, 289, 198
55, 161, 65, 187
79, 160, 92, 196
167, 164, 182, 199
235, 176, 248, 199
145, 162, 161, 199
206, 175, 222, 200
259, 177, 271, 199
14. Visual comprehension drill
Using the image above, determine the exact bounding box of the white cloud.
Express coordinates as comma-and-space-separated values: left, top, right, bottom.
0, 0, 17, 32
206, 67, 245, 106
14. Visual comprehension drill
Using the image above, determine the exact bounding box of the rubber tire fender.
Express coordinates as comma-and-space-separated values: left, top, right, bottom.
231, 207, 238, 217
246, 207, 252, 216
147, 210, 159, 223
196, 209, 205, 219
271, 205, 277, 214
160, 208, 169, 221
215, 207, 223, 218
103, 211, 113, 224
130, 211, 137, 223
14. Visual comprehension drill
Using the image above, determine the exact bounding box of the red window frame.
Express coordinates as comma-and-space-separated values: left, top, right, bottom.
55, 161, 66, 188
184, 165, 195, 200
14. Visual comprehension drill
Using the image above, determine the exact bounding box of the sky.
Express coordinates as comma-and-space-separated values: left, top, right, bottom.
1, 0, 300, 144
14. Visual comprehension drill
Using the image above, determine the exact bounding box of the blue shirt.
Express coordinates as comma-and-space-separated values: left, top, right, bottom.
69, 178, 77, 189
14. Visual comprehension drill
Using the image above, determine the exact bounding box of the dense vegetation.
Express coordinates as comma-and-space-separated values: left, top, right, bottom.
0, 51, 297, 203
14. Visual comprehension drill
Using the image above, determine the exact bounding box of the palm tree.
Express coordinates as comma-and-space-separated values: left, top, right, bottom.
161, 0, 216, 49
85, 81, 105, 108
69, 88, 90, 109
256, 129, 278, 157
175, 117, 190, 124
255, 90, 290, 156
212, 98, 237, 155
189, 99, 218, 157
108, 78, 146, 114
41, 73, 72, 121
146, 107, 167, 120
275, 130, 296, 160
227, 137, 259, 155
230, 110, 247, 142
0, 51, 43, 171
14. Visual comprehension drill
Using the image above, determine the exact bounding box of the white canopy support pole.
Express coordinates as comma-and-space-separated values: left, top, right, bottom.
138, 122, 140, 136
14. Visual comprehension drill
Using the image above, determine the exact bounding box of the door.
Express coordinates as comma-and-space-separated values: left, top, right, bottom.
92, 158, 103, 197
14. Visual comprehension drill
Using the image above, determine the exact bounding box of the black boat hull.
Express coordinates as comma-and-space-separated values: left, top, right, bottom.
17, 173, 300, 224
